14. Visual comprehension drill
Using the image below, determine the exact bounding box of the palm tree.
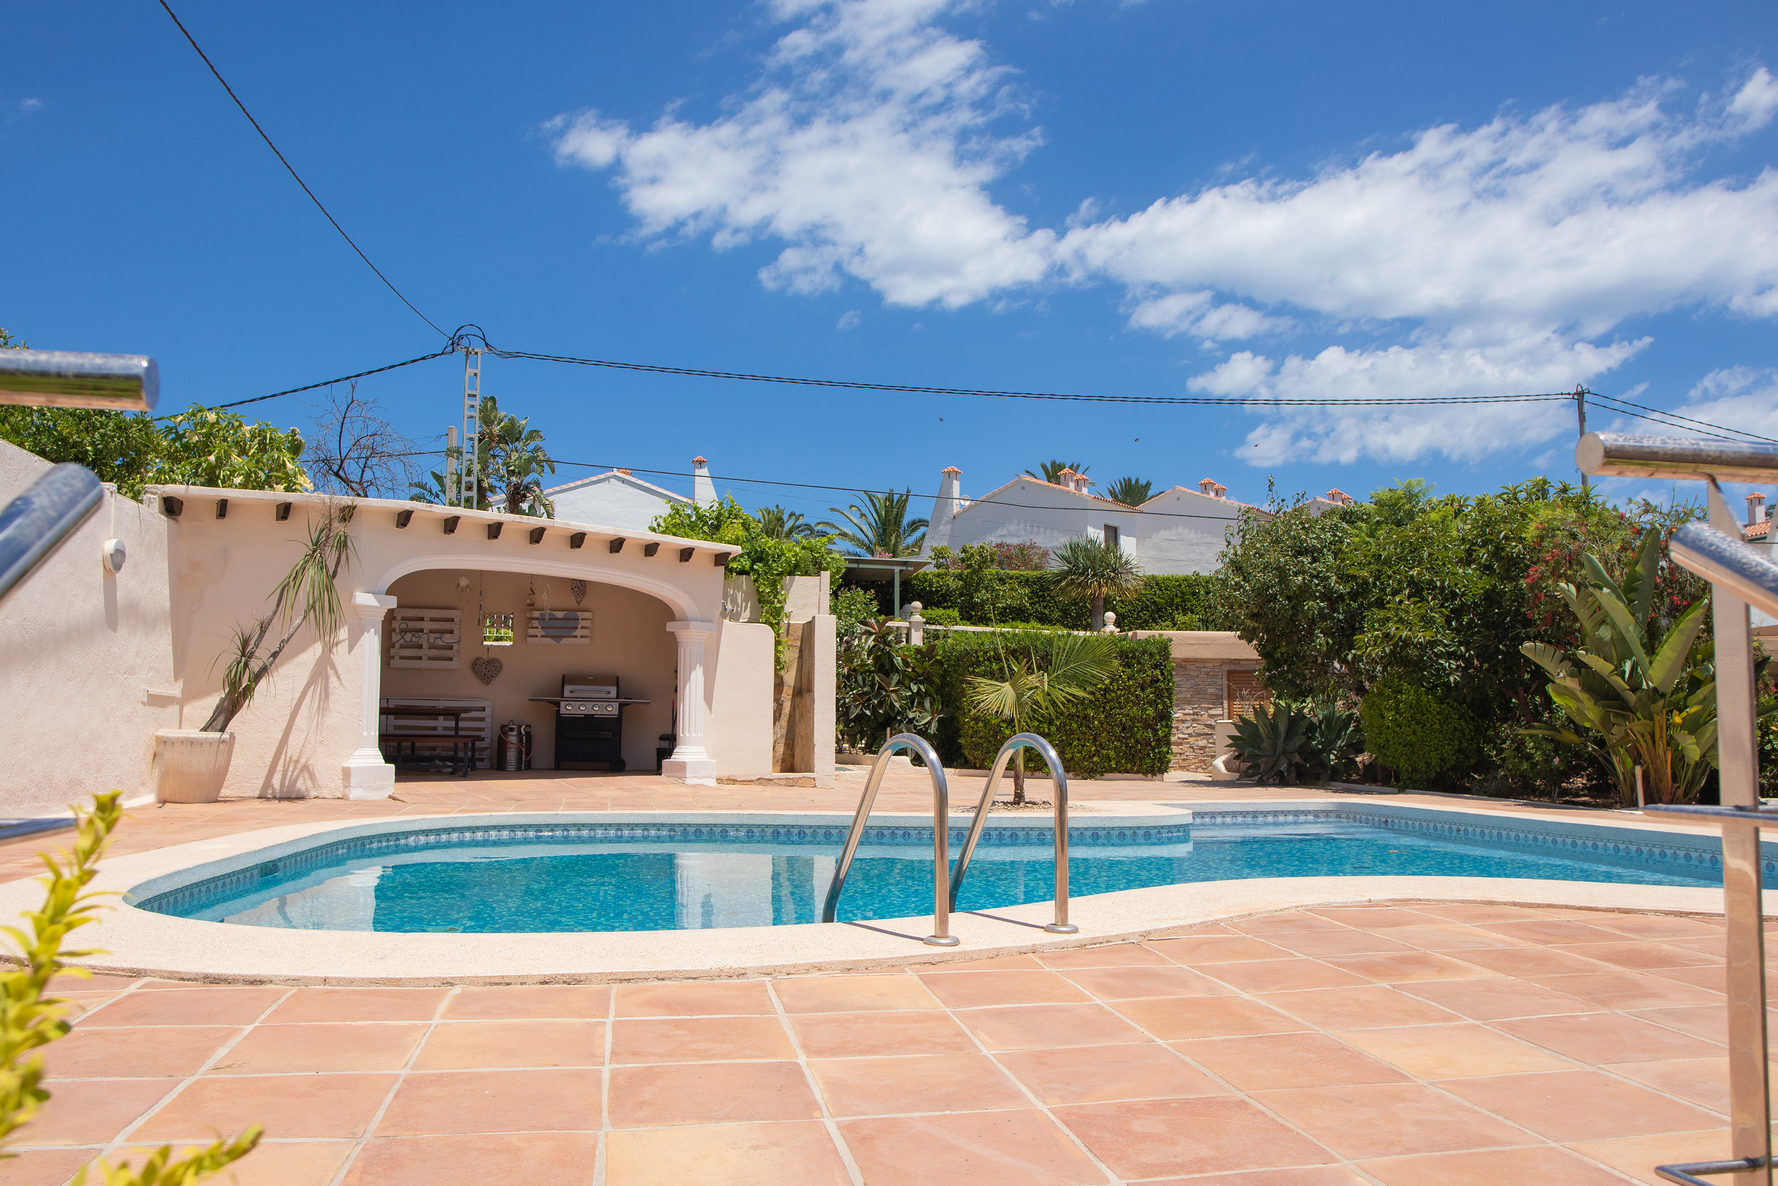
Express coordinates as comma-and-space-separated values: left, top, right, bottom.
1105, 476, 1153, 507
819, 490, 928, 557
1052, 536, 1144, 631
965, 633, 1121, 804
757, 505, 819, 540
1025, 460, 1090, 485
487, 405, 555, 517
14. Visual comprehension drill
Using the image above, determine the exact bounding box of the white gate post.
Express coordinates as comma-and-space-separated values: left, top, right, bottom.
663, 620, 718, 785
341, 592, 398, 799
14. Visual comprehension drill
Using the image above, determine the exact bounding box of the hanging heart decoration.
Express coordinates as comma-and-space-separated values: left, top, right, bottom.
537, 611, 581, 641
570, 579, 587, 606
471, 656, 503, 685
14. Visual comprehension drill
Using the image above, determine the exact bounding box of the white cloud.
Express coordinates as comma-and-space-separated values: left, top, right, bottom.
836, 308, 862, 329
18, 98, 42, 112
1674, 366, 1778, 441
551, 2, 1778, 465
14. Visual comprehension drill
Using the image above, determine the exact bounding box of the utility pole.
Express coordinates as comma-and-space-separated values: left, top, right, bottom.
444, 426, 458, 500
1576, 386, 1589, 492
460, 347, 482, 509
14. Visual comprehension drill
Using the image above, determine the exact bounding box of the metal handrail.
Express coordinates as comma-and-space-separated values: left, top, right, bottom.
0, 463, 103, 605
949, 733, 1076, 934
820, 733, 960, 946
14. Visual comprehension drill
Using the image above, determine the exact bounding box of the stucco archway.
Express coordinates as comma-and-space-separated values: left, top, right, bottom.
370, 552, 703, 621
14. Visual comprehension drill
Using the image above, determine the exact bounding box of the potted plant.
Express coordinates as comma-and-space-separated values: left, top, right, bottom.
153, 504, 354, 803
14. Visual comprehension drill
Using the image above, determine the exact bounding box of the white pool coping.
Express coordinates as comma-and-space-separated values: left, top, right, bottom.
5, 800, 1769, 986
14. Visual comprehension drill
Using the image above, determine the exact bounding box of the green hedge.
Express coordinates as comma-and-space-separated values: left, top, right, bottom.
845, 570, 1216, 631
927, 632, 1174, 777
1360, 677, 1478, 789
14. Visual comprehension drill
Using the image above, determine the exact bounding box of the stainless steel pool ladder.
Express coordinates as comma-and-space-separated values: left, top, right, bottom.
950, 733, 1076, 934
1582, 432, 1778, 1185
821, 734, 960, 946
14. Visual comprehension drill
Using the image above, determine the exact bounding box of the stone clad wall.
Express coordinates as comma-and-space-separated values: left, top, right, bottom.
1135, 631, 1263, 773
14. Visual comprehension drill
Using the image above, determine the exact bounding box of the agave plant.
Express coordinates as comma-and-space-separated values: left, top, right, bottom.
1303, 703, 1365, 783
1227, 702, 1317, 784
1518, 530, 1736, 805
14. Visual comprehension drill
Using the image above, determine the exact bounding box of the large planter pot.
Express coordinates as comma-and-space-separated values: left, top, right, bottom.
152, 730, 235, 804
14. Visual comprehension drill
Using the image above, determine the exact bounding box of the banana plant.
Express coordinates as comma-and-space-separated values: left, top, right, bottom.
1519, 530, 1734, 805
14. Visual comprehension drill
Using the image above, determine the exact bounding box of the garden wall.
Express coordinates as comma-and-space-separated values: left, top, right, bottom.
1132, 631, 1263, 773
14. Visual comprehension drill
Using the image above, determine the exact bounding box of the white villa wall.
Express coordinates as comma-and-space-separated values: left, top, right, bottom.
1132, 487, 1247, 574
546, 473, 687, 533
0, 440, 177, 815
708, 618, 775, 778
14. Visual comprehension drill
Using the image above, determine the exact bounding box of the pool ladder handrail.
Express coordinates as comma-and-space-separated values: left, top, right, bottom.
821, 733, 960, 946
949, 733, 1077, 934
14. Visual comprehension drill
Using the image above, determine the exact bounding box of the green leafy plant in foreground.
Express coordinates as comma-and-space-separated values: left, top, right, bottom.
0, 793, 259, 1184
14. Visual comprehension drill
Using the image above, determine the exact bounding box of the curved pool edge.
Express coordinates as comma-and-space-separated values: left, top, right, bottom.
0, 802, 1761, 985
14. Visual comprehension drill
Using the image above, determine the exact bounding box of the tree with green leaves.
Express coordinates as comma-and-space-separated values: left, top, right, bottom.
408, 395, 554, 516
757, 505, 819, 540
1025, 460, 1090, 485
965, 633, 1120, 803
1051, 536, 1143, 632
1104, 477, 1152, 507
0, 406, 309, 500
819, 490, 927, 557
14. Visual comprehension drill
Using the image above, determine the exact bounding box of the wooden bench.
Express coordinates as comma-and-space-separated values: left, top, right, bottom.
378, 734, 478, 774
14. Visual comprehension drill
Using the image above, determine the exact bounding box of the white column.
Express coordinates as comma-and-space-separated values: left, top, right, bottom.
341, 592, 398, 799
662, 619, 718, 785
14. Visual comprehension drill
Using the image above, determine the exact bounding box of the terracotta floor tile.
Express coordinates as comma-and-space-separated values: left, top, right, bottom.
607, 1119, 850, 1186
788, 1010, 977, 1058
263, 988, 449, 1024
613, 980, 776, 1017
1034, 942, 1174, 968
440, 985, 610, 1020
1531, 970, 1724, 1010
1592, 914, 1726, 941
1135, 1169, 1367, 1186
1624, 1005, 1730, 1045
209, 1022, 426, 1074
912, 953, 1043, 971
413, 1019, 604, 1069
341, 1133, 599, 1186
0, 1148, 98, 1186
916, 970, 1093, 1009
1603, 1057, 1738, 1113
1113, 995, 1306, 1041
376, 1067, 599, 1135
773, 973, 941, 1013
77, 987, 289, 1027
997, 1042, 1230, 1105
1386, 924, 1531, 952
1454, 945, 1615, 978
845, 1110, 1104, 1185
1417, 904, 1562, 925
1567, 1129, 1733, 1186
1554, 941, 1721, 971
809, 1051, 1026, 1116
47, 972, 142, 995
1229, 911, 1352, 935
609, 1015, 795, 1063
1060, 965, 1239, 1000
134, 1073, 397, 1141
610, 1060, 821, 1127
1253, 1082, 1532, 1159
16, 1078, 172, 1145
1253, 985, 1458, 1030
1651, 965, 1732, 994
1308, 907, 1443, 929
1054, 1096, 1330, 1178
1498, 1012, 1725, 1065
102, 1139, 356, 1186
1175, 1033, 1409, 1090
1442, 1069, 1721, 1140
1482, 918, 1632, 946
1260, 930, 1416, 959
1357, 1145, 1630, 1185
1318, 950, 1495, 983
1394, 977, 1592, 1021
1145, 936, 1292, 964
1201, 959, 1373, 994
1666, 934, 1730, 958
958, 1003, 1149, 1051
1337, 1021, 1571, 1079
44, 1026, 237, 1080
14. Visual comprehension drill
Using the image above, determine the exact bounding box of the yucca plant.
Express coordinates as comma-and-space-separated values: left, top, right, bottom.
1227, 702, 1317, 784
965, 633, 1120, 804
1051, 536, 1144, 632
2, 793, 260, 1183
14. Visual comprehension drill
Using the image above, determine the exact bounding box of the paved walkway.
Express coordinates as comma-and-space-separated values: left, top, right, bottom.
5, 902, 1755, 1185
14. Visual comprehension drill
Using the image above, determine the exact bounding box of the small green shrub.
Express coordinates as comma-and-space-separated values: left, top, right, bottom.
862, 569, 1219, 631
917, 606, 961, 626
829, 585, 881, 633
1361, 677, 1477, 789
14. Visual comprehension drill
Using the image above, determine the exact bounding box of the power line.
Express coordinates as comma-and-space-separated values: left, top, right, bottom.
154, 0, 448, 340
160, 348, 455, 418
1588, 390, 1778, 446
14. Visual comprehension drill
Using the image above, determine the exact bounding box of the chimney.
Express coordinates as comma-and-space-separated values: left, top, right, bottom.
1056, 468, 1077, 487
691, 456, 716, 506
924, 467, 963, 556
1198, 478, 1227, 498
1748, 491, 1767, 527
617, 468, 632, 476
1075, 473, 1091, 494
1325, 488, 1354, 506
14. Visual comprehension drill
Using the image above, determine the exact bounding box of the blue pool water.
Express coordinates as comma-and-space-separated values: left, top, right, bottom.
134, 812, 1757, 934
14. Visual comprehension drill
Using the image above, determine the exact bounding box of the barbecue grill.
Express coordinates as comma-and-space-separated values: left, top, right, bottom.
528, 675, 650, 771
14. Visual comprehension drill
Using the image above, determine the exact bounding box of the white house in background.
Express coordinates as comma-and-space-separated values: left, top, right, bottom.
545, 456, 719, 531
922, 466, 1269, 576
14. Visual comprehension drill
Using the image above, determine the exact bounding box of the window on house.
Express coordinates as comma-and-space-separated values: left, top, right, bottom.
481, 613, 516, 647
1103, 524, 1119, 548
1225, 670, 1269, 722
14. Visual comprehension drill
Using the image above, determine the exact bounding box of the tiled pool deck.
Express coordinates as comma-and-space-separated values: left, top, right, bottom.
0, 772, 1760, 1184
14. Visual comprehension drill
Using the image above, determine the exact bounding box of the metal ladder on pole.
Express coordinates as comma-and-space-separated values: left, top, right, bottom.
822, 734, 959, 946
951, 733, 1076, 934
459, 347, 481, 509
1582, 432, 1775, 1186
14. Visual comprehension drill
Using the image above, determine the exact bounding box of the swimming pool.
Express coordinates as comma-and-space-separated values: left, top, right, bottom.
131, 804, 1774, 934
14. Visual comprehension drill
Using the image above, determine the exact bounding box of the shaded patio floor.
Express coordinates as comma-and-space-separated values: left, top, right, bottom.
4, 902, 1759, 1185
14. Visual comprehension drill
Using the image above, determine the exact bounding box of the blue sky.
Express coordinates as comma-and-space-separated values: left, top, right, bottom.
5, 1, 1777, 521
